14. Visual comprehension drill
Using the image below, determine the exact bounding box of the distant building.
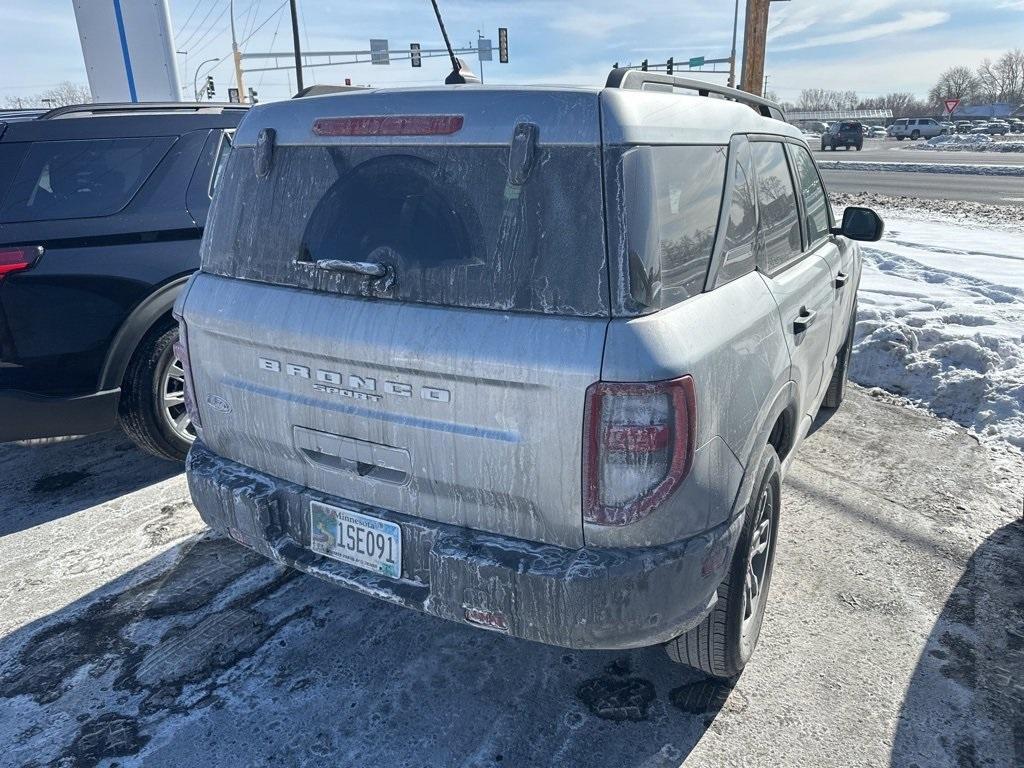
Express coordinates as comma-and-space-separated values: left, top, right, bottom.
956, 103, 1018, 118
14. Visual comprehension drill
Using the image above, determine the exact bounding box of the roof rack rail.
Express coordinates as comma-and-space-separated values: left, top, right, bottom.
39, 102, 249, 120
606, 68, 786, 121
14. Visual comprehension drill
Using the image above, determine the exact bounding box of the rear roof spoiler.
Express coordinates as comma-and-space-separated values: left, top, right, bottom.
605, 68, 786, 121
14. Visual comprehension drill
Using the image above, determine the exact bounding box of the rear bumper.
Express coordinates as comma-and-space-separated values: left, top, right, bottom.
0, 388, 120, 442
186, 441, 743, 650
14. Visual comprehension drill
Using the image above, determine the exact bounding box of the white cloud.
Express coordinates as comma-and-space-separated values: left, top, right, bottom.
773, 11, 950, 52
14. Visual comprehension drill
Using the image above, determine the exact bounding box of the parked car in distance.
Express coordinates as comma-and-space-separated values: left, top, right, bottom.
971, 122, 1010, 135
821, 120, 864, 150
0, 102, 246, 460
956, 121, 973, 134
890, 117, 946, 140
1007, 118, 1024, 133
178, 72, 884, 681
865, 126, 887, 139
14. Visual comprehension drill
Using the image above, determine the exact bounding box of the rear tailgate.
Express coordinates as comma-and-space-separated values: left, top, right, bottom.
183, 88, 609, 548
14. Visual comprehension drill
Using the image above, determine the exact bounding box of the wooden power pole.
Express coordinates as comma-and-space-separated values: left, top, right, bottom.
740, 0, 770, 96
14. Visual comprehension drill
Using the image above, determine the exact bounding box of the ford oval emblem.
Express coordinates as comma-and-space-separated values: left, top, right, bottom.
206, 394, 232, 414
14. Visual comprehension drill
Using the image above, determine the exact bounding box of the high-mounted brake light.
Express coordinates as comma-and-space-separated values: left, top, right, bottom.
312, 115, 464, 137
0, 246, 43, 278
583, 376, 696, 526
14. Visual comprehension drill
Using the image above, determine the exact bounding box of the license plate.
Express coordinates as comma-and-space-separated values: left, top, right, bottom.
309, 501, 402, 579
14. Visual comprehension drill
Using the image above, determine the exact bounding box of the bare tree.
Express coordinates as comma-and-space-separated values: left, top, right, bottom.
796, 88, 860, 111
928, 66, 978, 107
4, 81, 92, 109
976, 49, 1024, 104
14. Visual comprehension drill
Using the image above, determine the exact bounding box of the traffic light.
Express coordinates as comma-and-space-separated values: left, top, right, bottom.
205, 76, 215, 100
498, 27, 508, 63
410, 42, 421, 68
641, 59, 648, 71
248, 87, 258, 104
666, 57, 674, 75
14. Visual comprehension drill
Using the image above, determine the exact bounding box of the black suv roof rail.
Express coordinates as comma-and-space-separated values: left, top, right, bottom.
606, 68, 786, 121
38, 102, 250, 120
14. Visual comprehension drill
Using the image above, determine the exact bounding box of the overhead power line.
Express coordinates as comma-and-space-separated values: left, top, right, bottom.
177, 0, 227, 50
175, 0, 208, 40
241, 0, 289, 47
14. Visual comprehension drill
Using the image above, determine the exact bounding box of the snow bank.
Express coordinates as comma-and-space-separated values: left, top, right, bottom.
849, 215, 1024, 447
817, 159, 1024, 176
906, 134, 1024, 152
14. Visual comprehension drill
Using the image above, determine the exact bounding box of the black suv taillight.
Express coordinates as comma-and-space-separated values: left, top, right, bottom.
582, 376, 696, 526
0, 246, 42, 279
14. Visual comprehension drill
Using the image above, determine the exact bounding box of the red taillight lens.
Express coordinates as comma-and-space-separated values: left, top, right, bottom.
0, 246, 43, 278
583, 376, 696, 526
172, 323, 201, 431
312, 115, 464, 137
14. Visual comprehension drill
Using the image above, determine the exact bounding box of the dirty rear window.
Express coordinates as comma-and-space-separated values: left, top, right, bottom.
201, 143, 609, 316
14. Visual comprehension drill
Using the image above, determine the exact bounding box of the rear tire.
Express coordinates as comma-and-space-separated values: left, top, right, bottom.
823, 303, 857, 410
118, 319, 194, 462
665, 445, 781, 680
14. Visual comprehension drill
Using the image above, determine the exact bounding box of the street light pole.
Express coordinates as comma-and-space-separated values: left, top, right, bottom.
229, 0, 248, 102
193, 57, 220, 101
289, 0, 304, 93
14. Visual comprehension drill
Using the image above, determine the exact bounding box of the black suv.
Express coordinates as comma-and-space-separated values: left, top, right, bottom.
820, 121, 863, 151
0, 102, 246, 460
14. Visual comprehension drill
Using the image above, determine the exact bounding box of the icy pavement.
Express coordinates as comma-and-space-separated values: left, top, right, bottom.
849, 213, 1024, 447
0, 392, 1020, 768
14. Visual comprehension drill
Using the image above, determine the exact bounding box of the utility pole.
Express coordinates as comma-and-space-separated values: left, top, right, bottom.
740, 0, 769, 95
229, 0, 248, 103
728, 0, 740, 88
740, 0, 788, 96
289, 0, 303, 92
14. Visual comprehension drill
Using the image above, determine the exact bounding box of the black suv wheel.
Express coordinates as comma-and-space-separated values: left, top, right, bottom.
118, 319, 195, 461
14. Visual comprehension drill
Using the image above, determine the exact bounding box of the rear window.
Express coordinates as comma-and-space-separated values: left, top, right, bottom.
201, 142, 609, 316
606, 144, 727, 314
0, 137, 174, 222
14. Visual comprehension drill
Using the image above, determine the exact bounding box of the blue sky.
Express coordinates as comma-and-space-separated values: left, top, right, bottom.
1, 1, 1022, 103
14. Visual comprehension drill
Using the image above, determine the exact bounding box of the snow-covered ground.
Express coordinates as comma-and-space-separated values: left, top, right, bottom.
850, 211, 1024, 447
905, 133, 1024, 152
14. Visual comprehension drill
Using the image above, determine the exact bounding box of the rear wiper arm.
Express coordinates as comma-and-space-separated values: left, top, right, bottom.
313, 259, 395, 297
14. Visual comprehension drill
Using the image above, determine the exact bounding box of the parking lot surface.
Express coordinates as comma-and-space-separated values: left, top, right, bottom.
0, 388, 1021, 768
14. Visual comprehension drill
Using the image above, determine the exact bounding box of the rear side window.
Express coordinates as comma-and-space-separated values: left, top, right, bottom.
714, 140, 757, 287
0, 137, 173, 223
202, 142, 609, 317
751, 142, 802, 273
790, 146, 831, 245
609, 144, 727, 312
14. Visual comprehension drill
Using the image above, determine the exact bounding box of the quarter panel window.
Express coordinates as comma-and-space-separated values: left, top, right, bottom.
751, 142, 802, 273
715, 141, 757, 287
791, 146, 831, 246
0, 137, 174, 222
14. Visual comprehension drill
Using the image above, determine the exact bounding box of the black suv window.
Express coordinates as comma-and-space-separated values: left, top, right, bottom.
790, 146, 831, 246
0, 137, 174, 223
751, 142, 802, 273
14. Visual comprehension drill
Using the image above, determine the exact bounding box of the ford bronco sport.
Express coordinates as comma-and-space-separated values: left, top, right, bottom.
178, 70, 883, 679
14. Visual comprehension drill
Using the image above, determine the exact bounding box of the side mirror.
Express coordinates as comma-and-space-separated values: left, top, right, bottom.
833, 206, 884, 242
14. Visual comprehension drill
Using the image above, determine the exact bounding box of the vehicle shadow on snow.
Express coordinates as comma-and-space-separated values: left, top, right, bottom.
890, 519, 1024, 768
0, 532, 744, 768
0, 430, 179, 537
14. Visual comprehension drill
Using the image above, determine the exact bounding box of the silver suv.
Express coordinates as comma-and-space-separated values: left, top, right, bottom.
176, 71, 883, 680
890, 117, 947, 140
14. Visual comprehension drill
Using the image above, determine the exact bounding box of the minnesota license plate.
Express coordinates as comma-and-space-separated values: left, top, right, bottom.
309, 501, 402, 579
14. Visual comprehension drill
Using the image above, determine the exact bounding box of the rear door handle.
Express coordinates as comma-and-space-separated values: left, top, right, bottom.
793, 307, 816, 334
835, 271, 850, 289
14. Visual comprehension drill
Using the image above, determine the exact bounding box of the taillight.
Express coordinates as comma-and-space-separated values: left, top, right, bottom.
312, 115, 464, 137
0, 245, 43, 278
583, 376, 696, 526
172, 322, 201, 431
